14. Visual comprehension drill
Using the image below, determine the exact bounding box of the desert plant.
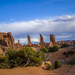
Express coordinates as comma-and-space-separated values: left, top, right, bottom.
6, 49, 17, 60
74, 42, 75, 45
0, 47, 46, 68
0, 64, 3, 69
48, 45, 59, 52
60, 43, 69, 48
68, 50, 74, 55
63, 51, 67, 55
40, 47, 48, 53
55, 60, 60, 68
46, 63, 54, 70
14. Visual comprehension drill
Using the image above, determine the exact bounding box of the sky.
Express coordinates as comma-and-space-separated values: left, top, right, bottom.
0, 0, 75, 44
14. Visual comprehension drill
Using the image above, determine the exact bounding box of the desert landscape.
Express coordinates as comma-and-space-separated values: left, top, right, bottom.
0, 0, 75, 75
0, 32, 75, 75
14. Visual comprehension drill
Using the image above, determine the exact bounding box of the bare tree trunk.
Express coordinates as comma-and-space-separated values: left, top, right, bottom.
23, 59, 30, 67
14, 59, 25, 67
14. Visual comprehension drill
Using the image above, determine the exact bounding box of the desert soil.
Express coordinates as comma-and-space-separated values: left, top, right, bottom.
0, 65, 75, 75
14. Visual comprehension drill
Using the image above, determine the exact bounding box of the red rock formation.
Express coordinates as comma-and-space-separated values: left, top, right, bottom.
49, 34, 59, 47
27, 35, 32, 44
0, 32, 15, 47
12, 40, 22, 51
39, 34, 47, 47
26, 35, 32, 47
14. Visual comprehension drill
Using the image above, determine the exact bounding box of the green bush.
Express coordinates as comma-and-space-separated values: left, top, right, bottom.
0, 63, 10, 69
48, 45, 59, 52
17, 47, 45, 66
74, 42, 75, 45
29, 63, 33, 66
63, 51, 67, 55
34, 51, 45, 66
6, 49, 17, 59
0, 47, 46, 68
40, 48, 48, 53
55, 60, 60, 68
46, 63, 54, 70
60, 43, 69, 48
0, 64, 3, 69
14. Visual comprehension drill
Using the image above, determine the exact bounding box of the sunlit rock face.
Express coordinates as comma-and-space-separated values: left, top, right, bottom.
39, 34, 47, 47
0, 32, 15, 47
49, 34, 59, 47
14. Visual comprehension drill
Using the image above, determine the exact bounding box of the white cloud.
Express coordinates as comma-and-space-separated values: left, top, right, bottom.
56, 35, 70, 39
0, 14, 75, 43
10, 18, 14, 20
15, 37, 40, 44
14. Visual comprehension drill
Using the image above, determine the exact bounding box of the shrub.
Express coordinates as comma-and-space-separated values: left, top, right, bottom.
46, 63, 54, 70
18, 47, 45, 66
48, 45, 59, 52
0, 64, 3, 69
74, 42, 75, 45
1, 63, 10, 69
68, 59, 75, 65
6, 49, 17, 60
60, 43, 69, 48
68, 50, 74, 55
40, 48, 48, 53
34, 51, 45, 66
0, 47, 46, 68
36, 51, 46, 61
29, 63, 33, 66
63, 51, 67, 55
55, 60, 60, 68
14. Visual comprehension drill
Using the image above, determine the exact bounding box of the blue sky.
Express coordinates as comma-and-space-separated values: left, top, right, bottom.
0, 0, 75, 44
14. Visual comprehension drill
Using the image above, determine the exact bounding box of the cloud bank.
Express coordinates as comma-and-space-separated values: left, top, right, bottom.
0, 14, 75, 44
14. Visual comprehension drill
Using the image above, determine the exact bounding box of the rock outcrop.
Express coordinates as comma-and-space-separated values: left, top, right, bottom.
13, 40, 23, 51
49, 34, 59, 47
0, 32, 23, 51
0, 32, 15, 47
39, 34, 47, 47
27, 35, 32, 44
26, 35, 32, 47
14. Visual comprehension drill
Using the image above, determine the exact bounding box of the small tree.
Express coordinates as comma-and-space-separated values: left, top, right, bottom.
74, 42, 75, 48
48, 45, 59, 52
60, 43, 69, 48
55, 60, 60, 68
40, 48, 48, 53
46, 63, 54, 70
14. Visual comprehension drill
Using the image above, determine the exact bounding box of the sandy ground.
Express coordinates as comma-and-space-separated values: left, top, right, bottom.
0, 67, 56, 75
0, 65, 75, 75
0, 47, 75, 75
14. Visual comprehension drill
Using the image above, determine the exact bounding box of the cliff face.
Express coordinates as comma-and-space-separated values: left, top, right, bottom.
0, 32, 15, 47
